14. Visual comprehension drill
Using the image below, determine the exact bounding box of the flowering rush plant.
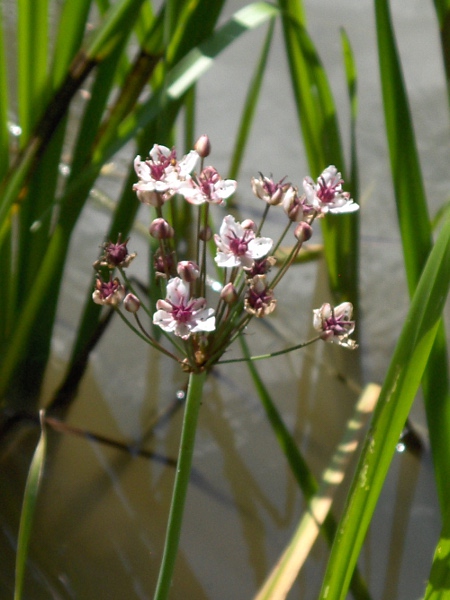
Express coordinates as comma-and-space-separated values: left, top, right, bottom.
92, 135, 359, 372
91, 135, 359, 599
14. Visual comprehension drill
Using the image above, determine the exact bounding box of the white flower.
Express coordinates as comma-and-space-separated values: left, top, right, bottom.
313, 302, 358, 349
178, 166, 236, 205
303, 166, 359, 214
214, 215, 273, 268
153, 277, 215, 339
133, 145, 199, 204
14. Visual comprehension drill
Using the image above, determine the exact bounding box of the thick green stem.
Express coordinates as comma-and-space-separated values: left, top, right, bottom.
154, 370, 207, 600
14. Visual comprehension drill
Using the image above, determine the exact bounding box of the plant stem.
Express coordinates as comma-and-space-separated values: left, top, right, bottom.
154, 369, 207, 600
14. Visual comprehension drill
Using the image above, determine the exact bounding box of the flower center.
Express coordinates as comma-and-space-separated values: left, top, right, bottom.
171, 303, 193, 323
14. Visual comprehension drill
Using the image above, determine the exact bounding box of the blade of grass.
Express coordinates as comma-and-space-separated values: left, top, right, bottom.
14, 411, 47, 600
50, 0, 93, 89
424, 503, 450, 599
17, 0, 49, 143
277, 1, 359, 307
432, 0, 450, 106
228, 17, 275, 181
318, 213, 450, 600
240, 336, 372, 600
255, 384, 379, 600
340, 28, 359, 204
375, 0, 450, 513
0, 0, 147, 243
0, 2, 8, 178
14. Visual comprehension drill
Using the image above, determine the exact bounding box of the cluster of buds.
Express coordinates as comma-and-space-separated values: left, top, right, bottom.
92, 136, 359, 372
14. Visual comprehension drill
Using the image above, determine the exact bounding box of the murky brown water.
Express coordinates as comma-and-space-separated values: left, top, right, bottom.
1, 0, 449, 598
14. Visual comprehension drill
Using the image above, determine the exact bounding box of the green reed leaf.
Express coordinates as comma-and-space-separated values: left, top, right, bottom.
375, 0, 450, 513
424, 503, 450, 599
318, 213, 450, 600
228, 18, 275, 181
277, 0, 359, 307
14, 412, 47, 600
18, 0, 49, 143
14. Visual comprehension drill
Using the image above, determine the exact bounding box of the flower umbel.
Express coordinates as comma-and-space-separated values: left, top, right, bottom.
93, 137, 359, 371
153, 277, 216, 340
313, 302, 358, 349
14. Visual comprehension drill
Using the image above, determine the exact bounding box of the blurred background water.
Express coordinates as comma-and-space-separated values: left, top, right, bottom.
1, 0, 449, 598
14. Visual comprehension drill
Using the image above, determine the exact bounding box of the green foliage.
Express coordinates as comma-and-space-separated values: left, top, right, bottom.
318, 213, 450, 599
14, 412, 47, 600
0, 0, 277, 407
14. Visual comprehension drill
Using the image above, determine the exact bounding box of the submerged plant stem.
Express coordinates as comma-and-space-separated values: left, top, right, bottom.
154, 370, 207, 600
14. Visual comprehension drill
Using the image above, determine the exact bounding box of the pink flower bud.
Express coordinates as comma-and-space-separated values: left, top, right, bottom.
124, 293, 141, 313
194, 134, 211, 158
220, 282, 238, 304
177, 261, 200, 282
294, 221, 313, 243
149, 218, 174, 240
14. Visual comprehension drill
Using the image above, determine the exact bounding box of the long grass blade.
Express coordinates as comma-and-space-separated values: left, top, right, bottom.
277, 1, 359, 306
424, 503, 450, 599
17, 0, 49, 143
50, 0, 93, 89
228, 18, 275, 181
241, 336, 372, 600
14, 411, 47, 600
255, 384, 379, 600
318, 213, 450, 600
0, 2, 8, 178
432, 0, 450, 105
375, 0, 450, 513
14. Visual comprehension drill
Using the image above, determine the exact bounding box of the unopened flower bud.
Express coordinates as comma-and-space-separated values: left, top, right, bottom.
149, 218, 174, 240
220, 282, 238, 304
177, 261, 200, 282
124, 293, 141, 313
194, 134, 211, 158
282, 187, 304, 222
294, 221, 313, 243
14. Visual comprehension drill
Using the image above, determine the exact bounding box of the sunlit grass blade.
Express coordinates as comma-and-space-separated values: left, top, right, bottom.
256, 384, 379, 600
17, 0, 49, 143
340, 28, 359, 202
228, 18, 275, 181
14, 411, 47, 600
375, 0, 450, 513
50, 0, 92, 89
318, 213, 450, 600
0, 3, 8, 178
277, 1, 359, 306
240, 336, 372, 600
0, 0, 147, 243
424, 503, 450, 599
432, 0, 450, 105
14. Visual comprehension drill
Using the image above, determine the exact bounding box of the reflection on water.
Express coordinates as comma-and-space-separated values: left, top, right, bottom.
1, 0, 448, 597
0, 266, 441, 598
